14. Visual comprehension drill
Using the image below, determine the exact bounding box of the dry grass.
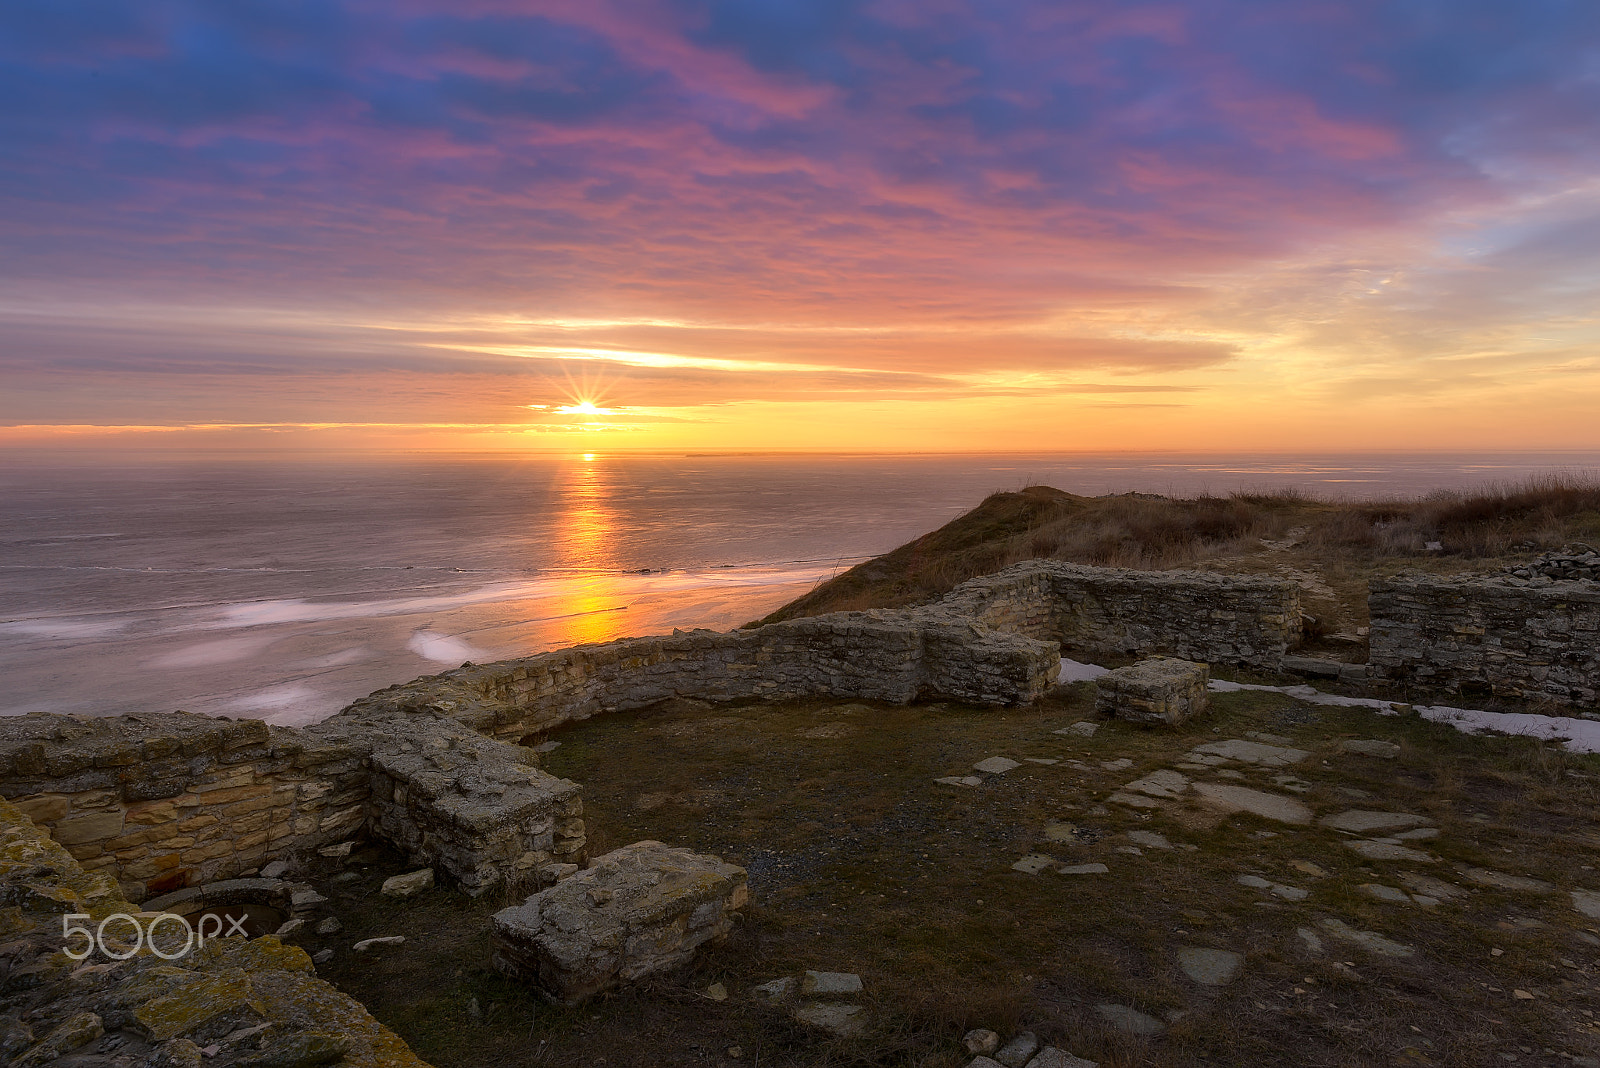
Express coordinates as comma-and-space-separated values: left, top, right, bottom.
312, 687, 1600, 1068
753, 473, 1600, 633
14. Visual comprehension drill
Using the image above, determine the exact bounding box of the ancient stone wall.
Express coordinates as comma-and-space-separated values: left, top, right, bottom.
0, 713, 369, 902
1369, 574, 1600, 707
349, 608, 1060, 744
940, 560, 1302, 670
0, 796, 431, 1066
0, 708, 585, 901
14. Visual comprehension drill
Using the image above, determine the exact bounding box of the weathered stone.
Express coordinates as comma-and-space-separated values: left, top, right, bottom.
1177, 947, 1242, 986
993, 1030, 1039, 1067
53, 810, 125, 845
1094, 1003, 1165, 1035
1122, 769, 1189, 799
1320, 810, 1430, 834
753, 977, 796, 1001
1012, 854, 1058, 874
1344, 841, 1435, 863
353, 936, 406, 952
491, 841, 747, 1005
380, 869, 435, 898
962, 1029, 1001, 1055
1571, 889, 1600, 919
1095, 658, 1209, 726
1192, 783, 1312, 824
1058, 863, 1109, 875
1317, 918, 1413, 958
1126, 830, 1173, 850
1189, 739, 1309, 767
1360, 884, 1411, 903
802, 970, 862, 995
792, 1002, 865, 1036
973, 757, 1022, 774
234, 1033, 353, 1068
1054, 721, 1099, 737
1459, 867, 1554, 894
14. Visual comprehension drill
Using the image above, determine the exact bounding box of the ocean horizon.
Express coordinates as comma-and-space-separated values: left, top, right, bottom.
5, 449, 1598, 726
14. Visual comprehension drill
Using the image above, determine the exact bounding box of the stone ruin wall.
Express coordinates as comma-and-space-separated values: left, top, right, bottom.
0, 602, 1060, 903
940, 559, 1303, 670
0, 795, 431, 1066
1369, 574, 1600, 707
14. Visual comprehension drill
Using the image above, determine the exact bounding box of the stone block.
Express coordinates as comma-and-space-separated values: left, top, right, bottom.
14, 793, 70, 823
1094, 657, 1209, 726
53, 810, 126, 845
491, 841, 747, 1005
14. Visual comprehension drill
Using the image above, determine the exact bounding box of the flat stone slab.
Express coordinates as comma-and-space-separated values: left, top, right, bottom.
1189, 739, 1310, 767
753, 977, 796, 1001
974, 757, 1022, 774
1361, 883, 1411, 903
1399, 872, 1465, 901
1572, 889, 1600, 918
1122, 769, 1190, 799
1107, 791, 1162, 809
802, 971, 862, 995
1237, 875, 1308, 901
1318, 918, 1414, 958
1055, 721, 1100, 737
1058, 863, 1110, 875
1320, 810, 1431, 834
1177, 947, 1242, 986
1012, 854, 1058, 874
380, 869, 434, 898
1024, 757, 1060, 765
1460, 867, 1555, 893
936, 776, 984, 787
1126, 830, 1172, 850
1094, 1003, 1165, 1035
1101, 758, 1133, 771
792, 1002, 865, 1036
1192, 783, 1312, 824
1345, 841, 1436, 863
1043, 822, 1078, 842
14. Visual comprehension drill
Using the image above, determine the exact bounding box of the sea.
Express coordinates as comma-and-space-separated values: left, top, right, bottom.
4, 450, 1598, 726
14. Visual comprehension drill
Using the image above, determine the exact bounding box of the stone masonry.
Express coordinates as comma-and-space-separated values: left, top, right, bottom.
1369, 573, 1600, 706
490, 841, 748, 1005
0, 795, 431, 1067
941, 559, 1302, 670
1095, 657, 1210, 726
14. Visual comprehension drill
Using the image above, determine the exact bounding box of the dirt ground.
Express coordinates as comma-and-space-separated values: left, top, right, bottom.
296, 676, 1600, 1068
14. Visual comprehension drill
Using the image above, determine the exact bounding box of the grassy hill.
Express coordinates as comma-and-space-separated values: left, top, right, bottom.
751, 476, 1600, 643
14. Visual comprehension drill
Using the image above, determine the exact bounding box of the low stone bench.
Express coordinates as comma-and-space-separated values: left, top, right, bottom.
1095, 657, 1209, 726
490, 841, 748, 1005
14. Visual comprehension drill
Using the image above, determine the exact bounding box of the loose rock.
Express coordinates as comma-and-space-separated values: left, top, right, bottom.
380, 869, 434, 898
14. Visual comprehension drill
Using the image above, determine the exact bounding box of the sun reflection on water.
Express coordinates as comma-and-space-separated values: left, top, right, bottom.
552, 454, 629, 645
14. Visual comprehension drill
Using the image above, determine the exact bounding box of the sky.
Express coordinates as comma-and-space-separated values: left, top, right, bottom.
2, 0, 1599, 454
